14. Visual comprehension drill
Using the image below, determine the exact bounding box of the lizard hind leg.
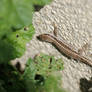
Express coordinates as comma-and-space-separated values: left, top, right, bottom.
78, 43, 89, 56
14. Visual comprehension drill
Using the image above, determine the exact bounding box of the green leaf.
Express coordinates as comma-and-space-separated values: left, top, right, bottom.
0, 0, 52, 63
0, 0, 34, 29
0, 0, 52, 32
22, 58, 37, 92
0, 25, 35, 63
0, 0, 52, 37
31, 0, 52, 5
37, 72, 66, 92
22, 53, 65, 92
34, 53, 64, 76
0, 54, 66, 92
23, 58, 36, 81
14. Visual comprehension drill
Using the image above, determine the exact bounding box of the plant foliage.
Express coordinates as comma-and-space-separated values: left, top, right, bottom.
0, 25, 35, 63
0, 53, 66, 92
0, 0, 66, 92
23, 53, 65, 92
0, 0, 52, 63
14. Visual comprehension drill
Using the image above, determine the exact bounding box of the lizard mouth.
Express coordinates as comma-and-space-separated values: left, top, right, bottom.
37, 34, 46, 41
37, 34, 54, 43
37, 35, 42, 40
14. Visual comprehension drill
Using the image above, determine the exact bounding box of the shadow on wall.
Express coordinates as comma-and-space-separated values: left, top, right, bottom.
0, 63, 37, 92
80, 77, 92, 92
0, 64, 26, 92
34, 5, 44, 11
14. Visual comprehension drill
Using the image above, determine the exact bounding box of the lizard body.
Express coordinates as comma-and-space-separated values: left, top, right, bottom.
37, 34, 92, 67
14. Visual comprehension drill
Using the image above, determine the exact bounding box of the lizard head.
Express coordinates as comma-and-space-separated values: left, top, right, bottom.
37, 34, 53, 43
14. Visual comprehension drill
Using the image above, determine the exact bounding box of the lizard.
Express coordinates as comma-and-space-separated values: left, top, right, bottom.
37, 34, 92, 67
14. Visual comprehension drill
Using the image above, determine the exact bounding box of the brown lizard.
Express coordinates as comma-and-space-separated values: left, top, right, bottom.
37, 34, 92, 67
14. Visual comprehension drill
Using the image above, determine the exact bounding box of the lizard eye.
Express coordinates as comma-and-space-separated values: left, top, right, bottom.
37, 35, 42, 40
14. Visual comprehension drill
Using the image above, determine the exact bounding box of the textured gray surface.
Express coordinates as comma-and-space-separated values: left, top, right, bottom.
12, 0, 92, 92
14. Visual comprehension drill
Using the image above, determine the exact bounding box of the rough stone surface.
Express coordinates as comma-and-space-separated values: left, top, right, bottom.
12, 0, 92, 92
